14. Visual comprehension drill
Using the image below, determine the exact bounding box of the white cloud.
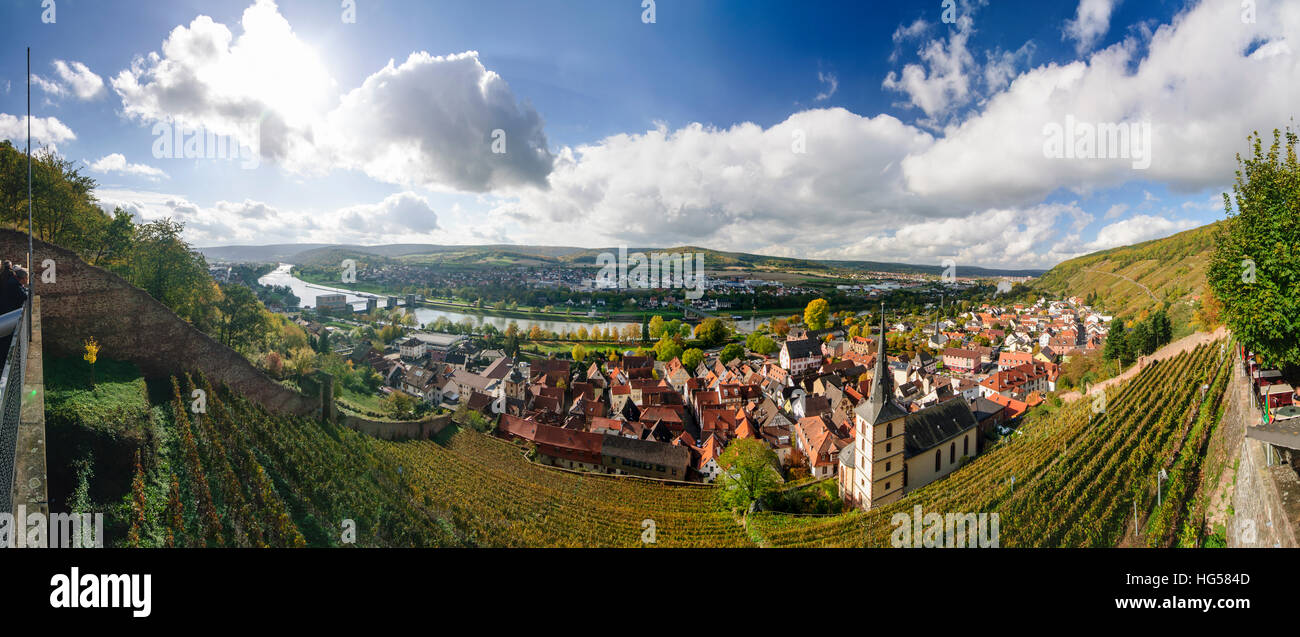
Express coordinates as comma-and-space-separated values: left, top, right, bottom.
815, 71, 838, 101
32, 74, 64, 97
336, 192, 439, 234
882, 12, 977, 121
112, 0, 550, 192
900, 0, 1300, 211
833, 203, 1094, 269
492, 108, 934, 251
1065, 0, 1120, 55
32, 60, 105, 100
112, 0, 335, 164
87, 153, 168, 179
0, 114, 76, 146
52, 60, 105, 100
1085, 214, 1196, 251
98, 0, 1266, 267
94, 188, 441, 247
320, 51, 553, 192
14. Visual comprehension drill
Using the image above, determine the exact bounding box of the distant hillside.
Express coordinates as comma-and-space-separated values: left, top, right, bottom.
1032, 222, 1219, 320
201, 242, 1045, 277
199, 243, 335, 263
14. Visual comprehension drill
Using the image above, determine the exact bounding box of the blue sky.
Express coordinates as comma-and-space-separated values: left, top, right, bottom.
0, 0, 1287, 268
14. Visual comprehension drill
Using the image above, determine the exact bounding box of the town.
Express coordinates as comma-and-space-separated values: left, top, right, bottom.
293, 289, 1116, 511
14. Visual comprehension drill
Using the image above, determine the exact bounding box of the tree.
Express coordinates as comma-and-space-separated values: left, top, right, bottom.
681, 348, 705, 370
383, 391, 417, 420
717, 439, 782, 511
694, 317, 729, 347
1130, 320, 1154, 357
216, 283, 272, 352
719, 343, 744, 364
1194, 287, 1224, 332
1207, 127, 1300, 368
122, 218, 220, 331
746, 332, 778, 355
641, 315, 651, 344
804, 299, 830, 330
771, 317, 790, 337
648, 315, 666, 339
571, 344, 588, 362
83, 337, 100, 386
654, 336, 683, 362
287, 347, 317, 378
1103, 321, 1128, 365
263, 351, 284, 378
1151, 307, 1172, 347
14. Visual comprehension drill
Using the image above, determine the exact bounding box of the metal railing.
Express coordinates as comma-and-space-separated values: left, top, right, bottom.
0, 301, 30, 514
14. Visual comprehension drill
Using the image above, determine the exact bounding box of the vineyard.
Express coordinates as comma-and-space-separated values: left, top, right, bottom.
747, 340, 1230, 548
122, 374, 750, 547
121, 339, 1227, 548
381, 430, 752, 547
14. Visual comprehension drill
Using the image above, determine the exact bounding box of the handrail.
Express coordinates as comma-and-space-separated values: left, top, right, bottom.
0, 300, 30, 514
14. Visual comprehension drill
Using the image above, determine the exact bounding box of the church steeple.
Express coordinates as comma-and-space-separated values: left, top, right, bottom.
870, 303, 891, 407
856, 303, 907, 427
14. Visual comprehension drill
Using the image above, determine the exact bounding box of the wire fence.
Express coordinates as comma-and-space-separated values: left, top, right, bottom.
0, 302, 30, 514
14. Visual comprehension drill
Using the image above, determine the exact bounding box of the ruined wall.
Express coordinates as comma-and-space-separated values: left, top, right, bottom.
0, 230, 318, 418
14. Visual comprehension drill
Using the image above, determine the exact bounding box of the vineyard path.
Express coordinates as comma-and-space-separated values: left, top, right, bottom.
1058, 325, 1228, 403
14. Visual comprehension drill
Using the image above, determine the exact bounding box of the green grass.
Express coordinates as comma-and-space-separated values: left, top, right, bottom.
339, 386, 388, 413
45, 356, 152, 438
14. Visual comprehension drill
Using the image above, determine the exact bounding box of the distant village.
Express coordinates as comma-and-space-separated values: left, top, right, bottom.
299, 293, 1113, 510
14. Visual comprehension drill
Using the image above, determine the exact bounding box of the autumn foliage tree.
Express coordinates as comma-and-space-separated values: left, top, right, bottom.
803, 299, 830, 331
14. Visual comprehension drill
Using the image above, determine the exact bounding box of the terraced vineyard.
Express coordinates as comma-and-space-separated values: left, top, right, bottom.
748, 340, 1229, 548
137, 374, 749, 548
382, 430, 752, 547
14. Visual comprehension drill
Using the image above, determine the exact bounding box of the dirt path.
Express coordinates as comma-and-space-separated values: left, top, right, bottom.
1059, 326, 1228, 403
1084, 267, 1158, 302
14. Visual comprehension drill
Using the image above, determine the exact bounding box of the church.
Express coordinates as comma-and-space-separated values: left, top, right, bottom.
843, 309, 980, 510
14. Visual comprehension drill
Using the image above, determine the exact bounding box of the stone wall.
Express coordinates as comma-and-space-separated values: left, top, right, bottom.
0, 230, 318, 418
342, 413, 452, 441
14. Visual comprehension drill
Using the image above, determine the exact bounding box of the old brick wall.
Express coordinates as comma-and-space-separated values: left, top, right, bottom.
0, 229, 318, 418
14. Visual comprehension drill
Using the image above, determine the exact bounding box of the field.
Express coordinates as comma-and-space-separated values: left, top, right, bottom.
747, 339, 1229, 547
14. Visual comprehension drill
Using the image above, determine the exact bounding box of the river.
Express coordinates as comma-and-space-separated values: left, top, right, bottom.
258, 263, 646, 334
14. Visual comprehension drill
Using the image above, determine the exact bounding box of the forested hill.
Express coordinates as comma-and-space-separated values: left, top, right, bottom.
1031, 222, 1219, 322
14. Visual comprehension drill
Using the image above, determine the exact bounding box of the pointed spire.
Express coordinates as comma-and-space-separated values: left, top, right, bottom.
871, 302, 890, 406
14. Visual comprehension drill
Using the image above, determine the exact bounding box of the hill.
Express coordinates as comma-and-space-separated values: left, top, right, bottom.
1030, 222, 1219, 322
200, 242, 1046, 277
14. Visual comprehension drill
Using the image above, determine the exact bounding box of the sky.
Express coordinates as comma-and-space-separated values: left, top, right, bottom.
0, 0, 1292, 269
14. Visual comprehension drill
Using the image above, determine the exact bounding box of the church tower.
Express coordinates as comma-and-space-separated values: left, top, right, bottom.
851, 305, 908, 509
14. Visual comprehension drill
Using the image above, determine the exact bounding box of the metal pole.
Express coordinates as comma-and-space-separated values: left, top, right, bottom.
27, 47, 33, 274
